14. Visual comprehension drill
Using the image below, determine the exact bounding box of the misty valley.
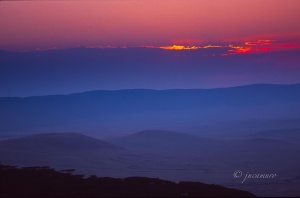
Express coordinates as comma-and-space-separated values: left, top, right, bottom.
1, 84, 300, 197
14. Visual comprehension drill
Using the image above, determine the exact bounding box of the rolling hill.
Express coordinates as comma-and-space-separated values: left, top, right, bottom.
0, 132, 120, 151
1, 84, 300, 138
109, 130, 213, 148
0, 133, 126, 174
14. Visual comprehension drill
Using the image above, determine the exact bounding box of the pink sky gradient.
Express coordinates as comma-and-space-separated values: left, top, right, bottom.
0, 0, 300, 51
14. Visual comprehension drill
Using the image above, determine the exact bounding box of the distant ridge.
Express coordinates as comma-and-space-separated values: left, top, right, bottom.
1, 83, 300, 98
0, 83, 300, 136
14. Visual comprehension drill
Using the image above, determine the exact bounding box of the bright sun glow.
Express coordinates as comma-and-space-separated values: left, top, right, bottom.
159, 45, 200, 50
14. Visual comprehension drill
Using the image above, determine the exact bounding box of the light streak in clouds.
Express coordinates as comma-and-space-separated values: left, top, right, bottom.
245, 40, 273, 46
202, 45, 224, 49
227, 45, 252, 54
144, 45, 225, 50
159, 45, 200, 50
226, 40, 300, 55
9, 39, 300, 57
155, 39, 300, 55
87, 45, 117, 49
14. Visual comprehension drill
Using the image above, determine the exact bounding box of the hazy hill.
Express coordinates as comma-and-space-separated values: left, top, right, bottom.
0, 133, 120, 151
110, 129, 293, 151
108, 130, 225, 154
0, 133, 126, 173
251, 128, 300, 138
1, 84, 300, 138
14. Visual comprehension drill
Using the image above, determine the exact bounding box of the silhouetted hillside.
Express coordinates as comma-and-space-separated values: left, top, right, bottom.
0, 164, 256, 197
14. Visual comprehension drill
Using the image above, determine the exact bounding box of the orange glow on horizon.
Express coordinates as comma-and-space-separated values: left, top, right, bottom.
202, 45, 224, 49
245, 40, 273, 46
157, 44, 225, 50
159, 45, 200, 50
228, 44, 252, 54
225, 40, 300, 55
9, 39, 300, 56
155, 40, 295, 55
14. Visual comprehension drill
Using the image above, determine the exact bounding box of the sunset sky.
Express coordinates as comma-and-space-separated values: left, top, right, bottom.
1, 0, 300, 50
0, 0, 300, 96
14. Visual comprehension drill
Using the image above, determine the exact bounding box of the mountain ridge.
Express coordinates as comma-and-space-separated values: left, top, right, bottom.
1, 83, 300, 137
1, 83, 299, 99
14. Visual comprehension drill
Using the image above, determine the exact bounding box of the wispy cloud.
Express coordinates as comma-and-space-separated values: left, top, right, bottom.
226, 39, 300, 55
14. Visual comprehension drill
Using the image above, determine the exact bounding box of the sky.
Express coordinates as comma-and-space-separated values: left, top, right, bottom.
1, 0, 300, 50
0, 0, 300, 96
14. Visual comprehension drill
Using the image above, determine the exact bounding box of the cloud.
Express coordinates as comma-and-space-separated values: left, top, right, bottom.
226, 39, 300, 55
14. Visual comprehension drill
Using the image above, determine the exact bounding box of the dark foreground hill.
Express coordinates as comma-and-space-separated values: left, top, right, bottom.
0, 164, 255, 197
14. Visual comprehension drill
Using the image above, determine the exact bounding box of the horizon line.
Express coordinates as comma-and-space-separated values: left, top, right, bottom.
1, 39, 300, 55
1, 83, 300, 98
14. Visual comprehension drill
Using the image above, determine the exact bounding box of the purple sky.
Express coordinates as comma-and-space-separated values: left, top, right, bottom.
0, 0, 299, 96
